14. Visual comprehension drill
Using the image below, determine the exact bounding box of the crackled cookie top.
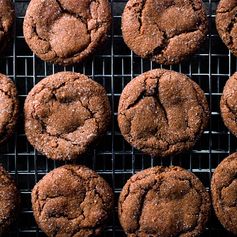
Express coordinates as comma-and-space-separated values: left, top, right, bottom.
220, 72, 237, 137
216, 0, 237, 56
0, 165, 20, 235
32, 165, 114, 237
122, 0, 208, 65
23, 0, 111, 66
118, 69, 209, 157
119, 166, 210, 237
0, 0, 15, 52
24, 72, 111, 161
0, 73, 19, 144
211, 153, 237, 235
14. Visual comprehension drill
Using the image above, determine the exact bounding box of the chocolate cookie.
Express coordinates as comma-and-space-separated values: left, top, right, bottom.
0, 73, 19, 144
220, 72, 237, 136
23, 0, 111, 66
118, 69, 209, 157
32, 165, 114, 237
216, 0, 237, 57
0, 165, 20, 235
122, 0, 208, 65
0, 0, 14, 53
24, 72, 111, 161
211, 152, 237, 235
119, 166, 210, 237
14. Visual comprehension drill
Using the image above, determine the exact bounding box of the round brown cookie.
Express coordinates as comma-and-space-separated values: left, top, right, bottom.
0, 165, 20, 235
216, 0, 237, 57
0, 73, 19, 144
24, 72, 111, 161
23, 0, 111, 66
118, 69, 209, 157
122, 0, 208, 65
0, 0, 14, 53
119, 166, 210, 237
220, 72, 237, 136
211, 152, 237, 235
32, 165, 114, 237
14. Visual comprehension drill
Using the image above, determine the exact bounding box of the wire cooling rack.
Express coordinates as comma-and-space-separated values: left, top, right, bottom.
0, 0, 236, 236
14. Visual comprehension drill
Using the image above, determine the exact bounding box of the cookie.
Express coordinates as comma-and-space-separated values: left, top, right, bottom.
220, 72, 237, 136
0, 0, 14, 53
118, 69, 209, 157
119, 166, 210, 237
0, 165, 20, 235
24, 71, 111, 161
216, 0, 237, 57
0, 73, 19, 144
32, 165, 114, 237
211, 152, 237, 235
122, 0, 208, 65
23, 0, 111, 66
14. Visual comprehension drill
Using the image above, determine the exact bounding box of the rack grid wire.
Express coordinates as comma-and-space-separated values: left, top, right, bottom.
0, 0, 236, 236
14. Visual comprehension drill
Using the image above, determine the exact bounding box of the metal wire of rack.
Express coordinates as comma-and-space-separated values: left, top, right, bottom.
0, 0, 236, 236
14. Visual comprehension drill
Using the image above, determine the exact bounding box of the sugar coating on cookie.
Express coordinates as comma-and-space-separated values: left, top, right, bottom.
118, 69, 209, 157
0, 0, 15, 52
24, 72, 111, 160
211, 152, 237, 235
0, 165, 20, 235
216, 0, 237, 57
220, 72, 237, 137
32, 165, 114, 237
0, 73, 19, 144
119, 166, 210, 237
23, 0, 111, 66
122, 0, 208, 65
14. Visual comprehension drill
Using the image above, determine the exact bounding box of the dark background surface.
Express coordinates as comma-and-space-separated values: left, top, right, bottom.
0, 0, 236, 236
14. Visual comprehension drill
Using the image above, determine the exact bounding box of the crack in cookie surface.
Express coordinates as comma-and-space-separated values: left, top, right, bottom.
216, 0, 237, 56
122, 0, 208, 65
0, 73, 18, 144
220, 72, 237, 137
24, 72, 111, 160
0, 165, 20, 236
118, 69, 209, 157
211, 153, 237, 235
23, 0, 111, 65
0, 0, 15, 52
32, 165, 113, 237
119, 166, 210, 237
